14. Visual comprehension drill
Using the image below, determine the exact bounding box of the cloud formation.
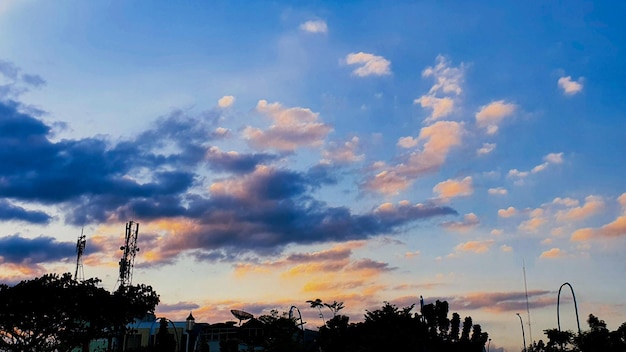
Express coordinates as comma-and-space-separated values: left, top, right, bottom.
558, 76, 583, 95
299, 20, 328, 34
475, 100, 516, 134
345, 52, 392, 77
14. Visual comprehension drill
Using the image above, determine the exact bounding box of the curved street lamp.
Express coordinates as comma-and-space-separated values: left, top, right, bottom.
557, 282, 581, 335
516, 313, 526, 352
149, 317, 181, 352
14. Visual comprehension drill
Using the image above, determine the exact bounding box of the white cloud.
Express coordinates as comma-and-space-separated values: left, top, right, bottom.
558, 76, 583, 95
414, 95, 454, 120
345, 52, 392, 77
321, 136, 364, 165
299, 20, 328, 34
422, 55, 464, 96
477, 143, 496, 155
476, 100, 516, 133
217, 95, 235, 108
397, 136, 418, 149
488, 187, 507, 196
498, 207, 517, 218
244, 100, 332, 151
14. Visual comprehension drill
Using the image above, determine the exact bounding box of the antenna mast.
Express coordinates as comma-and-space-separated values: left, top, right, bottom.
74, 228, 86, 281
523, 260, 533, 344
116, 221, 140, 289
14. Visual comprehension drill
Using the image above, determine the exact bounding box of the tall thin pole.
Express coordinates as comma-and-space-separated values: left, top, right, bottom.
523, 261, 533, 343
516, 313, 526, 352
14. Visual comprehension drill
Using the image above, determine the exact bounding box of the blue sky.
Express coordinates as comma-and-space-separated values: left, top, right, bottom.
1, 1, 625, 351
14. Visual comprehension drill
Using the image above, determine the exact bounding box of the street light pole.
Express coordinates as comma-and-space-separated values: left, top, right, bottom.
516, 313, 526, 352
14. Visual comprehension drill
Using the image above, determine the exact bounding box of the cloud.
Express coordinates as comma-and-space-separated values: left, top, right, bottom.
299, 20, 328, 34
0, 234, 75, 264
508, 153, 564, 181
433, 176, 473, 199
450, 290, 554, 312
540, 247, 566, 259
397, 136, 418, 149
245, 100, 332, 151
321, 136, 364, 165
217, 95, 235, 108
205, 146, 277, 174
138, 169, 457, 264
156, 301, 201, 313
618, 193, 626, 208
500, 244, 513, 252
441, 213, 479, 232
475, 100, 516, 134
414, 95, 454, 121
477, 143, 496, 155
555, 195, 604, 222
488, 187, 507, 196
364, 121, 464, 195
498, 207, 517, 218
571, 215, 626, 241
0, 200, 51, 224
422, 55, 464, 96
345, 52, 392, 77
454, 239, 494, 254
0, 60, 46, 99
558, 76, 583, 95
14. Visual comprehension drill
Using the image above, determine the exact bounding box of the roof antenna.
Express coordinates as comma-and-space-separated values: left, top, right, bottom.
523, 259, 533, 344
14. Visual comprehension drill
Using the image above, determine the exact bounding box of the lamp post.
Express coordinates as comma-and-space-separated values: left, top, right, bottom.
186, 312, 195, 352
487, 338, 491, 352
516, 313, 526, 352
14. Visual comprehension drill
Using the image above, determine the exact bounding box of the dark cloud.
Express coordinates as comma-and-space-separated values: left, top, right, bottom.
156, 301, 201, 313
0, 234, 74, 264
349, 258, 395, 271
149, 169, 457, 262
445, 290, 555, 312
0, 71, 457, 263
0, 200, 51, 224
0, 60, 45, 98
205, 147, 278, 174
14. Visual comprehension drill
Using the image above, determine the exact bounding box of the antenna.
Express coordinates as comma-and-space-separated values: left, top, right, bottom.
74, 228, 86, 281
523, 260, 533, 344
116, 221, 140, 289
230, 309, 253, 326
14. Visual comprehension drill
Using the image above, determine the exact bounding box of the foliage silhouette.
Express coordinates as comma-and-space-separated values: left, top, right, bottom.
527, 314, 626, 352
0, 273, 159, 352
317, 300, 488, 352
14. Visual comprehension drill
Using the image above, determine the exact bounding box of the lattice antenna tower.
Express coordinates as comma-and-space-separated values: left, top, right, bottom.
74, 228, 86, 281
117, 221, 140, 289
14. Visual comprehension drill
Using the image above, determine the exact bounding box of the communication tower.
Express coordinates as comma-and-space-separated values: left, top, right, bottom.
74, 228, 86, 281
116, 221, 140, 289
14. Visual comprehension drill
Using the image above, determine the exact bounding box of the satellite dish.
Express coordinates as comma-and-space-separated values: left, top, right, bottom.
230, 309, 253, 325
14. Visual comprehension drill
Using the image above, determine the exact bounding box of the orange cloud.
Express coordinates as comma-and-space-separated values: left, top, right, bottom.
540, 248, 565, 259
571, 215, 626, 241
498, 207, 517, 218
454, 240, 494, 254
556, 195, 604, 222
433, 176, 473, 199
475, 100, 516, 134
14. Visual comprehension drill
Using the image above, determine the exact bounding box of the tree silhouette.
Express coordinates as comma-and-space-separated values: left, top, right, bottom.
0, 273, 159, 352
306, 298, 326, 324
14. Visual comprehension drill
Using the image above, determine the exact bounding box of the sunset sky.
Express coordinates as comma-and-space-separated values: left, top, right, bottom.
1, 1, 625, 351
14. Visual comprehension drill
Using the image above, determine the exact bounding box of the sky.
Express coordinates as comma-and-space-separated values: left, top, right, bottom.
1, 1, 625, 351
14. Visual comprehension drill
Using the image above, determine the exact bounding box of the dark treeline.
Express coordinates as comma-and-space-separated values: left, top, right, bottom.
310, 298, 489, 352
0, 273, 159, 352
3, 274, 623, 352
527, 314, 626, 352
